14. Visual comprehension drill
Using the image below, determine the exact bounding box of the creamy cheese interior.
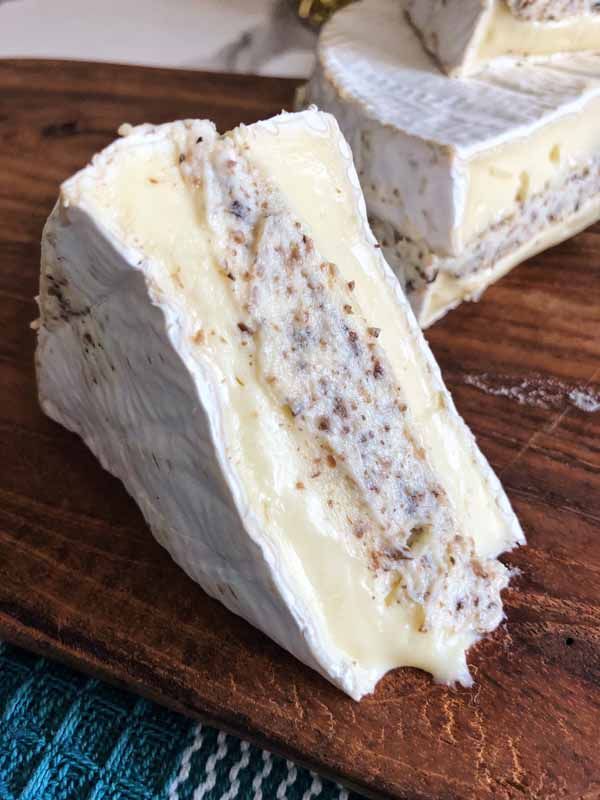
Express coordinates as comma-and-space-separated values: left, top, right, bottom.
71, 117, 519, 686
422, 197, 600, 325
460, 96, 600, 248
475, 0, 600, 67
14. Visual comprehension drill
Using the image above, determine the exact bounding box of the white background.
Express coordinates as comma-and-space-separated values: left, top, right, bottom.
0, 0, 317, 77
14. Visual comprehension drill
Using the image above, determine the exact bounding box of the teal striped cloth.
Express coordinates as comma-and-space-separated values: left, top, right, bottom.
0, 642, 363, 800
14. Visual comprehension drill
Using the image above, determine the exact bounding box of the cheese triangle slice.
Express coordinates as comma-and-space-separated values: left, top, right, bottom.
36, 110, 524, 700
408, 0, 600, 77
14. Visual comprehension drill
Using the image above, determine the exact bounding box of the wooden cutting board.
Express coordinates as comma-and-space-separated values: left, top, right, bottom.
1, 59, 600, 800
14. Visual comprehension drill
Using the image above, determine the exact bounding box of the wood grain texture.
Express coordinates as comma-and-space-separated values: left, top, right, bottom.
1, 59, 600, 800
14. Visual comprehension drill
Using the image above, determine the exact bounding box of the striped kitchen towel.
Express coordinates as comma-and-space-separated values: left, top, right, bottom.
0, 641, 364, 800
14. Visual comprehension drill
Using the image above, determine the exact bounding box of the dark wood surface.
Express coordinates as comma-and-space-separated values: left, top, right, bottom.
1, 59, 600, 800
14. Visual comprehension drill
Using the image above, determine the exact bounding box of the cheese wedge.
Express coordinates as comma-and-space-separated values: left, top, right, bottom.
408, 0, 600, 77
36, 110, 523, 700
301, 0, 600, 326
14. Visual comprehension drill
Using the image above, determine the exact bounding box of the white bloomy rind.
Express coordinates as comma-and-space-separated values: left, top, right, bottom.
407, 0, 600, 77
36, 111, 523, 700
37, 118, 367, 699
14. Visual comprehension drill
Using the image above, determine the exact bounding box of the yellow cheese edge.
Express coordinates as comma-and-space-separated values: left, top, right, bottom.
477, 2, 600, 64
459, 96, 600, 247
422, 191, 600, 326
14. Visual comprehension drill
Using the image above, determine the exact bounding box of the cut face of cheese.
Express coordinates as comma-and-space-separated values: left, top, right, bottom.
507, 0, 597, 20
36, 110, 523, 700
407, 0, 600, 77
300, 0, 600, 325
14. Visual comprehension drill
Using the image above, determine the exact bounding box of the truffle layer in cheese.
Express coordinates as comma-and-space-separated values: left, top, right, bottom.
507, 0, 597, 20
301, 0, 600, 325
408, 0, 600, 77
36, 110, 523, 700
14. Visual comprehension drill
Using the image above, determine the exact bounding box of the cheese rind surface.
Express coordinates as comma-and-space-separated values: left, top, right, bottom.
408, 0, 600, 77
301, 0, 600, 325
36, 110, 523, 700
